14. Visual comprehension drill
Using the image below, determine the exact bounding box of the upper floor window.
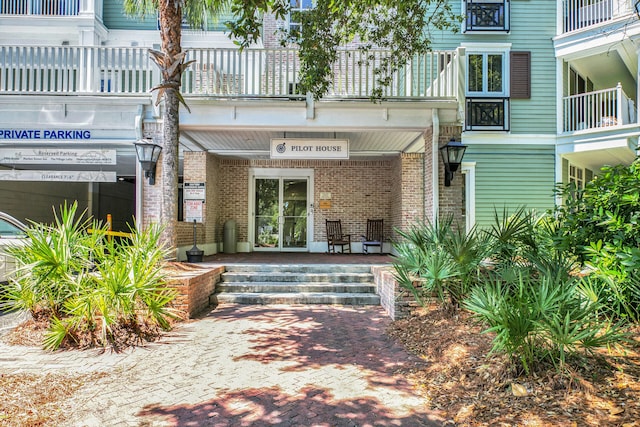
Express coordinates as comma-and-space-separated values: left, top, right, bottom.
467, 52, 507, 97
465, 47, 510, 131
464, 0, 510, 32
289, 0, 313, 32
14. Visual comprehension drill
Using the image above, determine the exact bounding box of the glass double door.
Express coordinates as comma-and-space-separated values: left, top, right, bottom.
254, 177, 309, 251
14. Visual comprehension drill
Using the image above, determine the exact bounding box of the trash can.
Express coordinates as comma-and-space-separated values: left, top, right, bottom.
223, 220, 237, 254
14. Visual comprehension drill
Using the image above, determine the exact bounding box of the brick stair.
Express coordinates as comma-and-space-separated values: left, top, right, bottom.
212, 264, 381, 305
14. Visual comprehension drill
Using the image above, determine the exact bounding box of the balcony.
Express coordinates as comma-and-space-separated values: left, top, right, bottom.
563, 0, 634, 33
465, 97, 510, 131
464, 0, 510, 32
0, 0, 80, 16
562, 84, 637, 133
0, 45, 458, 100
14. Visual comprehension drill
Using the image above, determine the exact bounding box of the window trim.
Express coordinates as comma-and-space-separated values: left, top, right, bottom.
461, 162, 476, 233
465, 48, 510, 98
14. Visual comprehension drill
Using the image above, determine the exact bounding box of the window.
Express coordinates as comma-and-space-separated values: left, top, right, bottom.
289, 0, 313, 32
467, 52, 505, 96
569, 164, 584, 191
465, 0, 510, 32
465, 49, 509, 131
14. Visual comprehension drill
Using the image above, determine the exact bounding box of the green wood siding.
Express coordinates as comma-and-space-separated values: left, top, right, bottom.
430, 0, 556, 134
466, 144, 557, 228
103, 0, 234, 31
103, 0, 157, 30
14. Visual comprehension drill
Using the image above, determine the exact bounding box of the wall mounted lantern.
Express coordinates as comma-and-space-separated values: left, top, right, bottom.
439, 137, 467, 187
134, 139, 162, 185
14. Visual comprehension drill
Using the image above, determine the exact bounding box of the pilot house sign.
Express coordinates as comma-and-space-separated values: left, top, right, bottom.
270, 138, 349, 160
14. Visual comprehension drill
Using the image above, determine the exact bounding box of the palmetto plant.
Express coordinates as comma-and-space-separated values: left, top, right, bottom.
483, 205, 538, 268
2, 202, 177, 350
3, 202, 104, 318
392, 216, 490, 311
465, 268, 628, 375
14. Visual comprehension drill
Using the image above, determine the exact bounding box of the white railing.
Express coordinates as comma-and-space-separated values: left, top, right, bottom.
563, 0, 633, 32
562, 83, 636, 132
182, 48, 457, 98
0, 45, 458, 99
0, 46, 155, 93
0, 0, 80, 15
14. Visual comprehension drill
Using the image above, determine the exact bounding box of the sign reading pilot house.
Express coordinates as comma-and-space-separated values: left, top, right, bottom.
270, 138, 349, 160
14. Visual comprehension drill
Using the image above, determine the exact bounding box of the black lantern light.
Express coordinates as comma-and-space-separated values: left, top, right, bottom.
134, 139, 162, 185
439, 137, 467, 187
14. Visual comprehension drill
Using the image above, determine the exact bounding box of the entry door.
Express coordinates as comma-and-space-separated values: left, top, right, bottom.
254, 177, 309, 251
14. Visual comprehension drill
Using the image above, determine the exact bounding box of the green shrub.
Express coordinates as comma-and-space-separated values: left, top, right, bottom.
1, 202, 178, 350
464, 268, 628, 375
554, 158, 640, 321
556, 159, 640, 255
392, 216, 491, 311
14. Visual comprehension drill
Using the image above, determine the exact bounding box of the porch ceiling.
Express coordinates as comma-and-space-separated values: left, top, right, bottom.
560, 133, 639, 171
564, 147, 637, 171
179, 129, 427, 160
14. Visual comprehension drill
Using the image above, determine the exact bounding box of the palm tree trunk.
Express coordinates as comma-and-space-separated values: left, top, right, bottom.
157, 1, 183, 255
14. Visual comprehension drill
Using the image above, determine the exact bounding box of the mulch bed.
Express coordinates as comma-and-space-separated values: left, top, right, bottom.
387, 306, 640, 426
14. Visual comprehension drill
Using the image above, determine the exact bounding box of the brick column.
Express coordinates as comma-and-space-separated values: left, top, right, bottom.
438, 125, 465, 228
139, 121, 164, 231
179, 151, 220, 258
399, 153, 425, 229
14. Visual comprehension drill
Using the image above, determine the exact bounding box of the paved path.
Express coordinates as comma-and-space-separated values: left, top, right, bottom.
1, 304, 446, 426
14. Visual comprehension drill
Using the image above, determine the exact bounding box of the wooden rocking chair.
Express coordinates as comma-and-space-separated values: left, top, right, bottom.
361, 219, 383, 254
326, 219, 351, 254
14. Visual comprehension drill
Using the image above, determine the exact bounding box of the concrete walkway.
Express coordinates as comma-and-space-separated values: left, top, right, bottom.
0, 304, 446, 426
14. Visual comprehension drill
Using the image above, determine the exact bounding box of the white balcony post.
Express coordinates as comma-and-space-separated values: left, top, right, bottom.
79, 0, 93, 15
616, 82, 623, 124
637, 46, 640, 125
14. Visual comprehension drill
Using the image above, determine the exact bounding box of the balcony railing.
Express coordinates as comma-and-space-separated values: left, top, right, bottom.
563, 0, 633, 33
465, 0, 510, 32
465, 97, 510, 131
0, 0, 80, 16
0, 45, 458, 100
562, 83, 637, 132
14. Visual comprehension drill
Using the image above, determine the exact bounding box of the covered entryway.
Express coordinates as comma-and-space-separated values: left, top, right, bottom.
250, 168, 313, 252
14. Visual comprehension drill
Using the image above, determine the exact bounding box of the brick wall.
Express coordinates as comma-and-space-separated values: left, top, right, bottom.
218, 159, 250, 242
140, 122, 164, 230
181, 144, 463, 251
179, 152, 220, 248
373, 265, 419, 320
166, 265, 224, 319
423, 128, 435, 223
399, 153, 425, 229
313, 159, 392, 241
438, 126, 464, 227
216, 158, 397, 245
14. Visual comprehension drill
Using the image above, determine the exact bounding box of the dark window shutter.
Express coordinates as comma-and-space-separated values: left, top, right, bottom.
510, 51, 530, 99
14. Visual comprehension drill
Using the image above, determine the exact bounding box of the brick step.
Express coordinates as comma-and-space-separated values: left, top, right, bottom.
221, 271, 373, 283
221, 264, 374, 273
217, 282, 376, 294
214, 292, 381, 305
213, 264, 381, 307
